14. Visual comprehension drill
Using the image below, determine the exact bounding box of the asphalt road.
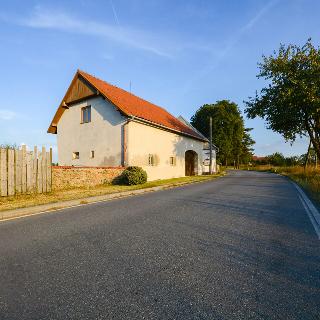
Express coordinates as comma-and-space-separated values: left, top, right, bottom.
0, 171, 319, 320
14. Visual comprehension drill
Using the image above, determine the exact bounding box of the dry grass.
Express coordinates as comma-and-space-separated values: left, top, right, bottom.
250, 165, 320, 203
0, 174, 222, 212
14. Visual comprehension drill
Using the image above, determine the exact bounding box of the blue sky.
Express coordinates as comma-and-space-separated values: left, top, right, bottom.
0, 0, 319, 161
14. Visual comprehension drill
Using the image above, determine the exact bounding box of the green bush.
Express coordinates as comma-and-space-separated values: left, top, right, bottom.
119, 166, 147, 185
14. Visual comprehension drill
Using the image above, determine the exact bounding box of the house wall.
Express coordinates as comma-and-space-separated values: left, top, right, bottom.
57, 97, 126, 166
127, 121, 204, 181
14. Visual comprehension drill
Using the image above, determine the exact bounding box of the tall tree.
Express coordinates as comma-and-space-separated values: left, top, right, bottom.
240, 128, 255, 164
191, 100, 254, 166
245, 39, 320, 159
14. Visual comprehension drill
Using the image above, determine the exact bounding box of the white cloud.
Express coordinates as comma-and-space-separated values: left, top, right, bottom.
0, 110, 16, 120
15, 6, 173, 58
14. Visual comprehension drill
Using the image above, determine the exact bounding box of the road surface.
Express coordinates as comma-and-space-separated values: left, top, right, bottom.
0, 171, 319, 319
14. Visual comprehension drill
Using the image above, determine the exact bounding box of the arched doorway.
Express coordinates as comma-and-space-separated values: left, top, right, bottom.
185, 150, 198, 176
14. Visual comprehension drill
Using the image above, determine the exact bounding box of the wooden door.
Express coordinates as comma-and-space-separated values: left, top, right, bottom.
185, 151, 195, 176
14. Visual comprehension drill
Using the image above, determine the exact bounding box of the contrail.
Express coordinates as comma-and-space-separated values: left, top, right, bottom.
221, 0, 279, 59
110, 0, 120, 26
181, 0, 279, 94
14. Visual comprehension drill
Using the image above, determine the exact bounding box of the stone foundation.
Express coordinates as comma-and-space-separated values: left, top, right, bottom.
52, 166, 124, 190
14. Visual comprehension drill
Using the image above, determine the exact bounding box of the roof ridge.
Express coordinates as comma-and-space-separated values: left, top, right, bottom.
78, 70, 177, 115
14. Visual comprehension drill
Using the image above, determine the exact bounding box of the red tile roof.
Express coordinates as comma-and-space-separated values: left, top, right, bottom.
77, 70, 206, 141
252, 156, 267, 161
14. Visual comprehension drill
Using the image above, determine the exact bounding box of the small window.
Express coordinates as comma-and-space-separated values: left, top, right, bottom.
73, 152, 79, 160
148, 154, 154, 166
169, 156, 176, 166
81, 106, 91, 123
90, 150, 95, 158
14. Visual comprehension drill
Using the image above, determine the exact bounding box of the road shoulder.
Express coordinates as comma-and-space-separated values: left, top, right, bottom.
291, 180, 320, 239
0, 174, 225, 222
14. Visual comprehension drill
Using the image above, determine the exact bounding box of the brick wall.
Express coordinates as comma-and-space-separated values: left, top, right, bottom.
52, 166, 124, 190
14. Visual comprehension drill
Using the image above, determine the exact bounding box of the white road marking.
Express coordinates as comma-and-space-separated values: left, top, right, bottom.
293, 182, 320, 239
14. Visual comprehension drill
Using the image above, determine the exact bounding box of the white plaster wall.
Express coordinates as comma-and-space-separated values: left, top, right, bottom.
127, 121, 204, 181
57, 97, 125, 166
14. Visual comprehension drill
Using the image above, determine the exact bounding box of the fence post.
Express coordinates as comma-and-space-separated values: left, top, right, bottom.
15, 148, 22, 194
0, 148, 8, 196
33, 146, 38, 193
38, 150, 42, 193
26, 151, 32, 193
7, 149, 15, 196
42, 147, 47, 193
21, 145, 27, 193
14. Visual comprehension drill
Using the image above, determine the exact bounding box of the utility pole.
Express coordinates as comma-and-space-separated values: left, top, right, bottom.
209, 117, 212, 174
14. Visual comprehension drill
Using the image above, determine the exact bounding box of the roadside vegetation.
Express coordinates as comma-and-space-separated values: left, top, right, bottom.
191, 100, 255, 168
0, 174, 224, 212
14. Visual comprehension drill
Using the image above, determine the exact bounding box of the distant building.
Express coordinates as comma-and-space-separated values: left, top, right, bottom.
252, 156, 267, 162
48, 70, 214, 180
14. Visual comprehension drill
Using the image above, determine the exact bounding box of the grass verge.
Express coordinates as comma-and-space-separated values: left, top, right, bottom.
0, 174, 223, 212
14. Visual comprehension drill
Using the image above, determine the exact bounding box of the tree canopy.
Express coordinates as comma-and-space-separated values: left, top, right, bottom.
245, 39, 320, 159
190, 100, 255, 166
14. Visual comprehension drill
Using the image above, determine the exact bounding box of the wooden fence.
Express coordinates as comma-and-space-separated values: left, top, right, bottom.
0, 146, 52, 197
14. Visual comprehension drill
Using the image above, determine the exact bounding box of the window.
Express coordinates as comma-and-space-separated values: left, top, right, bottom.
169, 156, 176, 166
90, 150, 95, 158
72, 152, 79, 160
148, 154, 154, 166
81, 106, 91, 123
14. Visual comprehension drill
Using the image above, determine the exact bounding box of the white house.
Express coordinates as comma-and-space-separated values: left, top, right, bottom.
48, 70, 216, 180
